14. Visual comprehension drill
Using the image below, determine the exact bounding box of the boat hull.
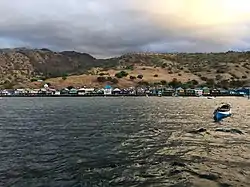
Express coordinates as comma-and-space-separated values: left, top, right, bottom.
213, 110, 231, 122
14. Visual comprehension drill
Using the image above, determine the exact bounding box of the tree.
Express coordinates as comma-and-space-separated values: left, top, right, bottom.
115, 73, 123, 78
120, 71, 128, 77
130, 75, 136, 80
67, 86, 74, 90
125, 65, 134, 70
169, 78, 182, 88
62, 76, 67, 80
99, 72, 106, 76
181, 83, 189, 89
242, 75, 247, 79
115, 71, 128, 78
217, 80, 230, 89
3, 81, 14, 89
62, 73, 68, 80
216, 75, 222, 80
201, 77, 208, 81
110, 78, 118, 84
153, 82, 160, 86
161, 62, 167, 68
31, 78, 38, 82
97, 76, 106, 82
160, 80, 167, 85
206, 79, 215, 88
137, 74, 143, 79
229, 80, 246, 88
138, 81, 149, 86
191, 79, 199, 85
185, 80, 198, 88
106, 77, 113, 81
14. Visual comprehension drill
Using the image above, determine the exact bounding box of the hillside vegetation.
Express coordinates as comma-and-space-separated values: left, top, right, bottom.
1, 48, 250, 89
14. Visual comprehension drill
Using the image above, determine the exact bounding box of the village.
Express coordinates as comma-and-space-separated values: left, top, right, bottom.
0, 83, 249, 97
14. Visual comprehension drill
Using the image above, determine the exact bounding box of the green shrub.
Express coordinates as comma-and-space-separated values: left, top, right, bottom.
62, 76, 67, 80
115, 71, 128, 78
99, 73, 106, 76
115, 73, 123, 78
31, 78, 38, 82
125, 65, 134, 70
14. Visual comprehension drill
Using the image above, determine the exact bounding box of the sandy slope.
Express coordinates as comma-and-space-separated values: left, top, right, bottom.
26, 66, 200, 89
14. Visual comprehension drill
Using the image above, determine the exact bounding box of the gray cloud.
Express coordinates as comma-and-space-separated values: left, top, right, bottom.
0, 0, 250, 58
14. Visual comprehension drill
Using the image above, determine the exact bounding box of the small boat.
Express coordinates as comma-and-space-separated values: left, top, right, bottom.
213, 103, 232, 122
207, 96, 215, 99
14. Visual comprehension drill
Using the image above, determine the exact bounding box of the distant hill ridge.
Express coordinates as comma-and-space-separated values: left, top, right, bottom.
0, 48, 250, 88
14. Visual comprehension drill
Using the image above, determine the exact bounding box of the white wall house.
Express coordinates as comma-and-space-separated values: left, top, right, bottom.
78, 88, 95, 95
1, 90, 11, 95
195, 89, 203, 96
54, 91, 61, 95
14, 89, 26, 95
112, 88, 121, 95
30, 89, 40, 94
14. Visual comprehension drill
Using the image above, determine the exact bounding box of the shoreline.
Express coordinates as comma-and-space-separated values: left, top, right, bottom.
0, 94, 246, 98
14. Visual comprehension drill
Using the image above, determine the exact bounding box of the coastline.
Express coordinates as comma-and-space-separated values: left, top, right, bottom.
0, 94, 245, 97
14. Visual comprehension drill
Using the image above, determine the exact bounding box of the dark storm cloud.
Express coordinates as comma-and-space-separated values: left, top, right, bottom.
0, 0, 250, 57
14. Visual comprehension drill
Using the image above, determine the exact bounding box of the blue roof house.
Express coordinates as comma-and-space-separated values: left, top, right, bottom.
104, 85, 112, 95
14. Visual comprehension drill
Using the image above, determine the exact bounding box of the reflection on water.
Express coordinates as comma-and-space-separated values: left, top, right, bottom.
0, 97, 249, 187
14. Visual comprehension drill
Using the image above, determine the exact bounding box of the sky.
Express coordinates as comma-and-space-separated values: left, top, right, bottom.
1, 0, 250, 58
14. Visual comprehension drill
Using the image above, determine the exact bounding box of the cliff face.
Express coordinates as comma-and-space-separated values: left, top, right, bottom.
1, 48, 250, 88
0, 48, 99, 86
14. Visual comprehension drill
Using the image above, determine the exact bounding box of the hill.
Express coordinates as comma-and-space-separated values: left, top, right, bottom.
1, 48, 250, 89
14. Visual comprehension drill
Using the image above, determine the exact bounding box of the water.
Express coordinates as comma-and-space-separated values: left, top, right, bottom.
0, 97, 249, 187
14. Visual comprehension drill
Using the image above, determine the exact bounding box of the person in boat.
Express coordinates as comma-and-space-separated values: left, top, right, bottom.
214, 103, 231, 113
219, 103, 231, 111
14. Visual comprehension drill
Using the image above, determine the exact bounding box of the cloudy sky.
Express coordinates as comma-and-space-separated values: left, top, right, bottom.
1, 0, 250, 58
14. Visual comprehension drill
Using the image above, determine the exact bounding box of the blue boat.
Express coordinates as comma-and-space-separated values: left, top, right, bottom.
213, 103, 232, 122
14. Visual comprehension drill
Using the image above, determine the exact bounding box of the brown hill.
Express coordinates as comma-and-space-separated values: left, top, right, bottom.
1, 48, 250, 89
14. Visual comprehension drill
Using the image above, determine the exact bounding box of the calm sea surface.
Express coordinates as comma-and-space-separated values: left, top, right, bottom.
0, 97, 249, 187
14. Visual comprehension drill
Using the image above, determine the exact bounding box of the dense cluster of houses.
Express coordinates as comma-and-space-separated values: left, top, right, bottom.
0, 83, 249, 97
